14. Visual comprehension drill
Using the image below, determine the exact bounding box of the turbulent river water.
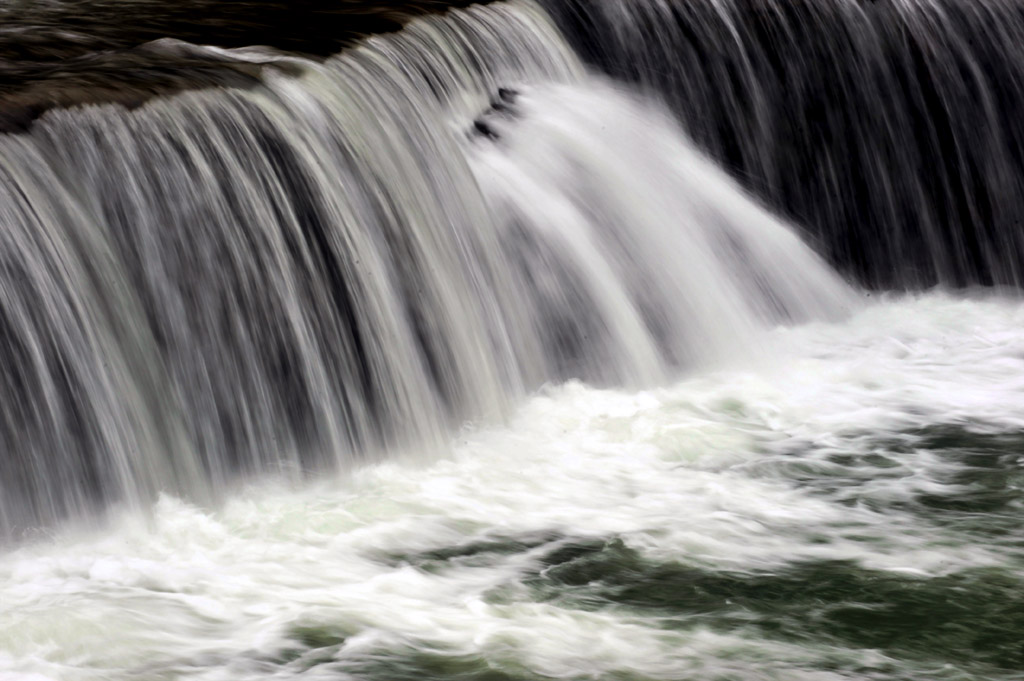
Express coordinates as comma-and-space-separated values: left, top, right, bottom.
4, 293, 1024, 680
2, 0, 1024, 679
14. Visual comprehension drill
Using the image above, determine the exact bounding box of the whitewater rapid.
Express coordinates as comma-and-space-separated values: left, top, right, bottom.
3, 291, 1022, 681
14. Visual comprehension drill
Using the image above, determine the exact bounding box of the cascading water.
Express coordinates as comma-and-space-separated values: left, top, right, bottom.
3, 2, 1023, 681
542, 0, 1024, 287
0, 2, 851, 539
470, 81, 852, 378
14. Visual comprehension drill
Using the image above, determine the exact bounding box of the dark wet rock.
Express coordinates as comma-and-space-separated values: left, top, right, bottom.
469, 87, 525, 141
0, 1, 495, 132
473, 118, 500, 140
496, 87, 519, 103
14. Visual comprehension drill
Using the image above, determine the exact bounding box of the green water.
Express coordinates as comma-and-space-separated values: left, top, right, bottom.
277, 424, 1024, 681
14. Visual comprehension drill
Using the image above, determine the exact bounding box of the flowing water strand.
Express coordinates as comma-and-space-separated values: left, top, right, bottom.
0, 0, 851, 539
0, 136, 185, 537
541, 0, 1024, 288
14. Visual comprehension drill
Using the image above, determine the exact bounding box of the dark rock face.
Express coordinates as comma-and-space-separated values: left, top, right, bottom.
0, 49, 269, 133
0, 0, 489, 62
0, 1, 492, 132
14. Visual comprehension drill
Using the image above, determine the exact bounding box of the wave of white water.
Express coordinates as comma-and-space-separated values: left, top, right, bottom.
2, 292, 1021, 681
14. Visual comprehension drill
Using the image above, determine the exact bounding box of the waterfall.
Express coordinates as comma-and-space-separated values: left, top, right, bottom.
0, 0, 852, 539
542, 0, 1024, 287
